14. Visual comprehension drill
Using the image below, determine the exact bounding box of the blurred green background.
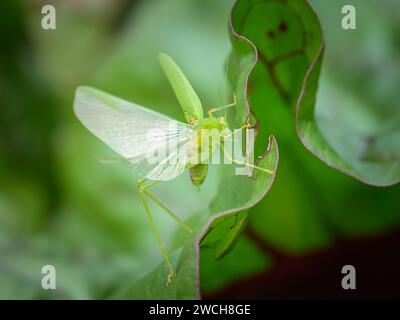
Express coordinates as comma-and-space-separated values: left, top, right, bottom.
0, 0, 399, 299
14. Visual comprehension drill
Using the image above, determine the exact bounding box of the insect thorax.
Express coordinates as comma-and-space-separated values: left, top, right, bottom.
187, 116, 227, 169
197, 116, 226, 131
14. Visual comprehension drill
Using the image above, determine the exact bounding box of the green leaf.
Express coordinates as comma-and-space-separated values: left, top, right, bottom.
229, 0, 333, 253
201, 211, 248, 259
230, 0, 400, 186
159, 53, 204, 122
362, 117, 400, 163
72, 0, 279, 299
3, 0, 399, 301
111, 239, 198, 299
298, 0, 400, 186
112, 137, 278, 299
200, 234, 272, 294
228, 0, 400, 257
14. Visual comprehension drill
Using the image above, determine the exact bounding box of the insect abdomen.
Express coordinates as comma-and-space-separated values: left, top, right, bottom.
189, 164, 208, 188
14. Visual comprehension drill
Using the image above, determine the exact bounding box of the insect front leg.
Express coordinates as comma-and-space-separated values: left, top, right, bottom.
208, 102, 236, 117
221, 124, 252, 140
220, 145, 274, 176
208, 94, 236, 117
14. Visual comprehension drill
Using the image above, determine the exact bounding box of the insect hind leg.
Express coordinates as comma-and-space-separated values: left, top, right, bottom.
137, 179, 175, 286
138, 180, 193, 234
136, 179, 193, 285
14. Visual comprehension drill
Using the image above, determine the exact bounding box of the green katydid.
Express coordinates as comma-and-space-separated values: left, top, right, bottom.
73, 53, 273, 285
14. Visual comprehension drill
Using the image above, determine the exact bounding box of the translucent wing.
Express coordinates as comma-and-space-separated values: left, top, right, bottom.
73, 86, 196, 181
